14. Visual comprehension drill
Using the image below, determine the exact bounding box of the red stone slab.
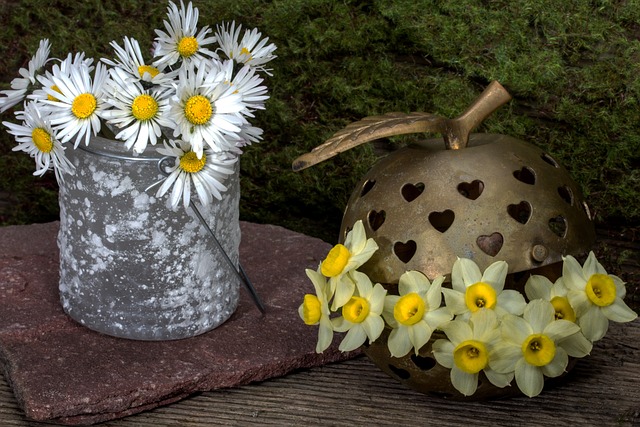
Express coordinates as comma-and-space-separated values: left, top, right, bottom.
0, 221, 358, 425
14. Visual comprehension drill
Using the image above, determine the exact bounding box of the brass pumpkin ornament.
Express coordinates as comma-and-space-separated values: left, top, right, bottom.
293, 81, 595, 399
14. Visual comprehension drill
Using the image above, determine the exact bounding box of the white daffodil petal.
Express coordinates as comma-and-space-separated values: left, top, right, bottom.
442, 319, 472, 346
339, 326, 367, 352
542, 347, 568, 378
602, 298, 638, 323
489, 343, 521, 373
515, 359, 544, 398
408, 321, 433, 353
457, 257, 483, 287
316, 318, 334, 353
481, 260, 508, 292
562, 255, 587, 291
543, 319, 580, 341
524, 299, 556, 333
578, 307, 609, 342
442, 288, 467, 315
388, 327, 412, 358
451, 367, 478, 396
525, 275, 553, 301
484, 367, 514, 388
498, 290, 527, 316
558, 332, 592, 358
432, 339, 454, 368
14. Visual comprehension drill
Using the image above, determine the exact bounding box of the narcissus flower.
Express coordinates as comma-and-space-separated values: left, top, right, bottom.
525, 275, 576, 323
562, 252, 637, 342
432, 309, 513, 396
331, 271, 387, 352
442, 257, 526, 320
298, 268, 334, 353
320, 220, 378, 309
383, 271, 452, 357
490, 299, 592, 397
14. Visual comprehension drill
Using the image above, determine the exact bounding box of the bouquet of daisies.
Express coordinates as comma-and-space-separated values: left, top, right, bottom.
0, 0, 276, 209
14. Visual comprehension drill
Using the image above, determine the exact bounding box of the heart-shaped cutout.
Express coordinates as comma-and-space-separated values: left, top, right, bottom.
411, 354, 436, 371
457, 180, 484, 200
548, 215, 567, 238
368, 210, 386, 231
513, 166, 536, 185
428, 209, 455, 233
394, 240, 417, 263
360, 179, 376, 197
401, 182, 425, 202
477, 232, 504, 256
507, 201, 532, 224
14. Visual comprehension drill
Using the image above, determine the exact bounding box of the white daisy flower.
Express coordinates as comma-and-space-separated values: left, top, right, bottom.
102, 67, 174, 153
155, 139, 237, 209
209, 60, 269, 116
29, 52, 95, 103
442, 257, 527, 320
102, 36, 177, 86
169, 60, 245, 158
37, 61, 110, 147
152, 0, 217, 70
215, 21, 277, 74
3, 101, 74, 183
0, 39, 51, 113
233, 122, 263, 148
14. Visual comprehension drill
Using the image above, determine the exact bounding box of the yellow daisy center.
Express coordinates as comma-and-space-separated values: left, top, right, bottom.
177, 36, 199, 58
301, 294, 322, 325
71, 93, 97, 119
184, 95, 213, 125
240, 46, 252, 59
320, 244, 351, 277
585, 273, 616, 307
394, 292, 426, 326
453, 340, 488, 374
179, 151, 206, 173
465, 282, 497, 312
31, 128, 53, 153
131, 94, 159, 121
137, 64, 160, 78
550, 296, 576, 322
522, 334, 556, 367
342, 296, 370, 324
47, 84, 62, 102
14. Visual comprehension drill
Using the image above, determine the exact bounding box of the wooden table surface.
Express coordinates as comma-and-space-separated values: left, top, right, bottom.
1, 318, 638, 426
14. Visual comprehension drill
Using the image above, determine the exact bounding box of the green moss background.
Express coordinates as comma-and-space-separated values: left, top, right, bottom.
1, 0, 639, 244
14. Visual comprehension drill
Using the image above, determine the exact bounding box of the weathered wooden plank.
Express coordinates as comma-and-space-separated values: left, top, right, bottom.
1, 319, 638, 426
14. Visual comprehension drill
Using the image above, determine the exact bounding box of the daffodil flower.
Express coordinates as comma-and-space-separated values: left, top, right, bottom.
490, 299, 592, 397
383, 270, 452, 357
442, 257, 526, 320
320, 220, 378, 310
432, 309, 513, 396
525, 275, 576, 323
331, 271, 386, 352
562, 251, 637, 342
298, 268, 334, 353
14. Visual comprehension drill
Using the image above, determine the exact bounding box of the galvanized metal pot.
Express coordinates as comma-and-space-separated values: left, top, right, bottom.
57, 136, 241, 340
